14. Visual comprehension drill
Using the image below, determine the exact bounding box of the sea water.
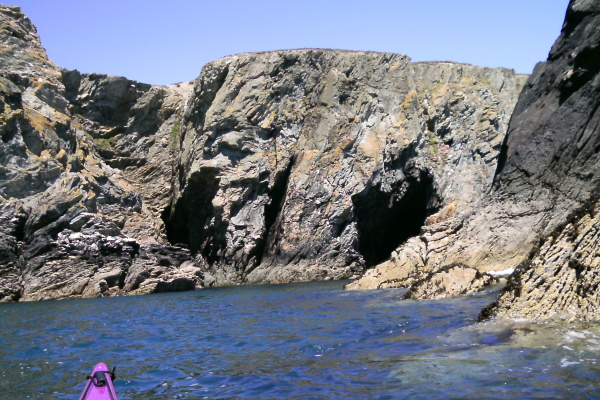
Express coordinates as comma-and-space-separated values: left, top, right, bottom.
1, 281, 599, 399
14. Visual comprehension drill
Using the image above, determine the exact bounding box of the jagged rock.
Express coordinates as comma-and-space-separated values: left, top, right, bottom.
472, 1, 600, 322
0, 6, 200, 302
20, 231, 205, 301
403, 264, 494, 300
481, 198, 600, 322
20, 230, 139, 301
442, 0, 600, 275
123, 244, 204, 295
0, 4, 549, 304
166, 50, 525, 286
471, 0, 600, 319
349, 0, 600, 311
0, 5, 58, 79
0, 198, 25, 301
345, 217, 463, 290
0, 0, 596, 324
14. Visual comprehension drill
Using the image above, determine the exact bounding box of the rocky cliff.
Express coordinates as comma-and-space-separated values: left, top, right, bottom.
0, 5, 203, 301
164, 50, 525, 286
2, 0, 596, 324
350, 0, 600, 321
0, 4, 527, 301
480, 0, 600, 321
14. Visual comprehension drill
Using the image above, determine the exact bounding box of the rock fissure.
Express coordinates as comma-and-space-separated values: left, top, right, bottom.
263, 155, 295, 258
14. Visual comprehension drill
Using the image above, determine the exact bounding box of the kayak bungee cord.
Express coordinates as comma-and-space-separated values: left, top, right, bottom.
78, 363, 118, 400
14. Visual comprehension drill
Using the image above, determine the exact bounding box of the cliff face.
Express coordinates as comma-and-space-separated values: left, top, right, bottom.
164, 50, 525, 286
481, 0, 600, 321
351, 0, 600, 322
0, 5, 202, 302
0, 4, 527, 301
2, 1, 596, 322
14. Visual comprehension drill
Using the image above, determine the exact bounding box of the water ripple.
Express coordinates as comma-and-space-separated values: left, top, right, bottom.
1, 281, 600, 399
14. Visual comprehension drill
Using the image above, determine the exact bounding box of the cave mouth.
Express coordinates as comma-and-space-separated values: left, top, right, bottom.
162, 167, 223, 263
352, 174, 438, 267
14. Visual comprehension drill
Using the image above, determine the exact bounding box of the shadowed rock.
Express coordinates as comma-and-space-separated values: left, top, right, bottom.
349, 0, 600, 322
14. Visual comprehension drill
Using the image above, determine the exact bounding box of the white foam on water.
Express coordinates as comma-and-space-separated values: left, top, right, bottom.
487, 268, 515, 277
559, 358, 581, 368
566, 331, 587, 340
587, 342, 600, 351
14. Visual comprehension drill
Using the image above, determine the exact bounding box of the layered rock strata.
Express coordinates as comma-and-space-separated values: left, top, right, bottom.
403, 264, 495, 300
480, 0, 600, 321
0, 5, 202, 301
481, 199, 600, 321
350, 0, 600, 322
165, 50, 525, 286
2, 0, 594, 323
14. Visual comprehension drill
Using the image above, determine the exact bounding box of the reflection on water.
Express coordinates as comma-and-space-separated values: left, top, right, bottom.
0, 281, 599, 399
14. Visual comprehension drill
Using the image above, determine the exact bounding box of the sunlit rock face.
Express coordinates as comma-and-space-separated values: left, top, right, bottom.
0, 5, 202, 302
350, 0, 600, 323
2, 0, 598, 323
166, 49, 525, 286
0, 4, 528, 301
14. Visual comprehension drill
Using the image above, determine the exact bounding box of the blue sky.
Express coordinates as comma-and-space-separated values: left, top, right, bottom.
16, 0, 569, 86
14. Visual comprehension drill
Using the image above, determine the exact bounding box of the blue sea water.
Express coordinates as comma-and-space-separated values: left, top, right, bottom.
1, 280, 599, 399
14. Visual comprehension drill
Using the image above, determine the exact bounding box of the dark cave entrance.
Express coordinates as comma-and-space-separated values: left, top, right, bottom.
352, 172, 438, 267
162, 167, 224, 264
262, 157, 295, 258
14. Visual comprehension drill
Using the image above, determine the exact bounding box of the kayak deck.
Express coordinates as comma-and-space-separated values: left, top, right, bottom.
78, 363, 118, 400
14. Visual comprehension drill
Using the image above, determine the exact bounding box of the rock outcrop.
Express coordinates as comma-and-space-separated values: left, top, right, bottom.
403, 264, 495, 300
165, 50, 525, 286
2, 0, 595, 322
0, 5, 202, 302
479, 0, 600, 321
350, 0, 600, 322
345, 216, 464, 290
480, 199, 600, 321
